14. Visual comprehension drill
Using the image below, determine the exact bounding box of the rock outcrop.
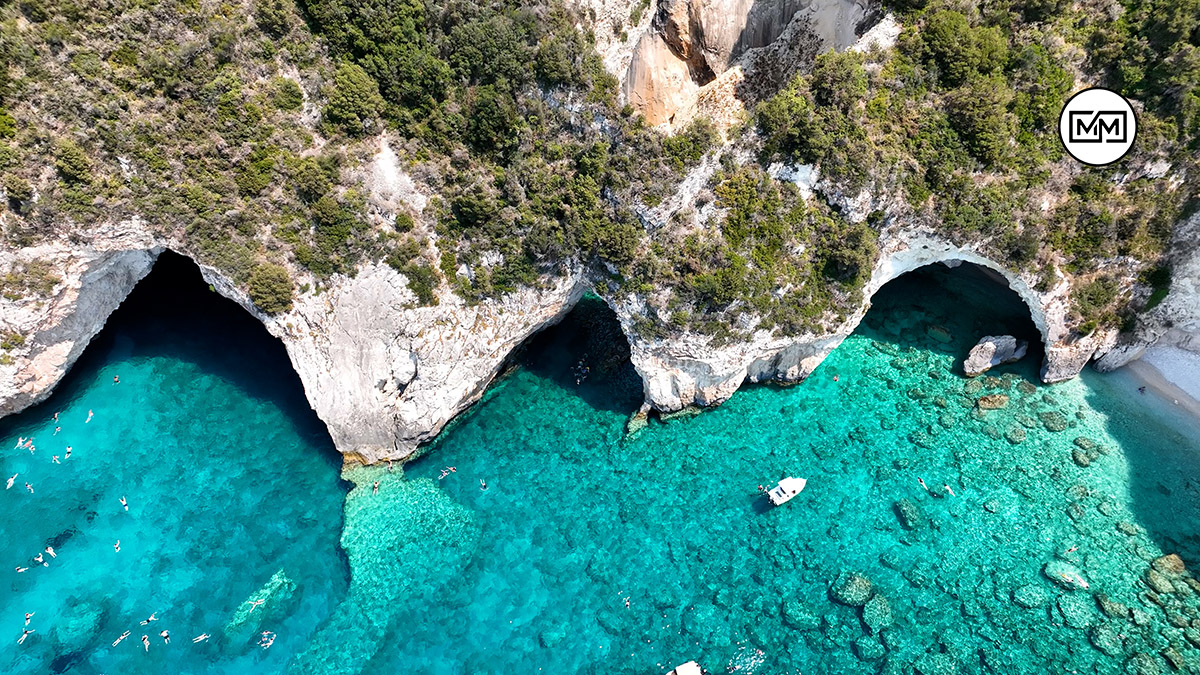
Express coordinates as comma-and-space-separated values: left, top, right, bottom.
963, 335, 1028, 377
0, 220, 160, 416
614, 230, 1117, 415
623, 0, 875, 128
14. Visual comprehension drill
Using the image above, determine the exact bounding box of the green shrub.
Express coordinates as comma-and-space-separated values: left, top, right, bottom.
292, 157, 331, 202
54, 139, 92, 184
394, 212, 415, 233
271, 77, 304, 111
920, 10, 1009, 86
0, 109, 14, 138
810, 50, 868, 113
945, 78, 1015, 166
323, 62, 384, 136
254, 0, 294, 36
247, 263, 294, 313
0, 331, 26, 351
755, 77, 831, 164
663, 117, 719, 171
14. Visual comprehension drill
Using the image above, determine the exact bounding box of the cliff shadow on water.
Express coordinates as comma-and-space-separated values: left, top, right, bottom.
1, 249, 339, 457
504, 293, 643, 416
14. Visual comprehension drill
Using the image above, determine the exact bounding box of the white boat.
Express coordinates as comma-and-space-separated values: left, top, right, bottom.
767, 477, 807, 506
668, 662, 703, 675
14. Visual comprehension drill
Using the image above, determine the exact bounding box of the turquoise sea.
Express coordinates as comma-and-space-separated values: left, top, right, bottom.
5, 255, 1200, 675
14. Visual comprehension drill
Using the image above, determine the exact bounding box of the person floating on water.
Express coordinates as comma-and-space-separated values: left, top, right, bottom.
159, 630, 170, 644
52, 412, 58, 422
15, 566, 28, 573
114, 540, 121, 553
33, 553, 46, 567
917, 477, 929, 492
112, 631, 131, 647
52, 455, 60, 464
943, 484, 956, 497
18, 629, 34, 645
259, 631, 276, 649
113, 375, 120, 384
6, 474, 16, 490
833, 374, 840, 382
65, 446, 72, 460
53, 427, 60, 436
480, 479, 488, 491
44, 546, 55, 558
1138, 386, 1146, 394
139, 612, 158, 625
141, 634, 150, 652
24, 613, 33, 626
1064, 545, 1079, 555
120, 496, 129, 511
192, 633, 210, 643
248, 599, 265, 613
25, 483, 33, 494
372, 481, 379, 495
14, 437, 23, 449
86, 410, 93, 423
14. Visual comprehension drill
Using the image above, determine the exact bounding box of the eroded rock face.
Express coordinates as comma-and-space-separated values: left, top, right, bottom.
963, 335, 1028, 377
614, 230, 1111, 414
623, 0, 874, 127
202, 262, 589, 464
0, 220, 160, 417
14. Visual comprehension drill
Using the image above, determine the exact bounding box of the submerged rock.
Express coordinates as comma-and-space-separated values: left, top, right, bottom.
977, 394, 1010, 410
963, 335, 1028, 376
1039, 411, 1069, 432
862, 594, 894, 633
1057, 593, 1097, 628
927, 324, 953, 344
1089, 623, 1125, 657
914, 652, 956, 675
782, 599, 821, 630
1146, 568, 1176, 594
895, 498, 923, 530
1153, 554, 1188, 577
1072, 448, 1093, 468
1013, 585, 1050, 609
1095, 594, 1130, 619
854, 635, 887, 660
831, 572, 874, 606
1005, 426, 1027, 444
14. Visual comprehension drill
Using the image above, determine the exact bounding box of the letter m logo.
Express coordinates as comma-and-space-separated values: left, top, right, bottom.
1068, 111, 1127, 143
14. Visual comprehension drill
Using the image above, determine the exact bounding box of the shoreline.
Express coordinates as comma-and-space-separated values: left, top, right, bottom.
1118, 346, 1200, 425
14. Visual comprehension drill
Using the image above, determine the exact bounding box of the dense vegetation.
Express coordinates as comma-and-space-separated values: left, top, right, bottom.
0, 0, 1196, 338
753, 0, 1198, 332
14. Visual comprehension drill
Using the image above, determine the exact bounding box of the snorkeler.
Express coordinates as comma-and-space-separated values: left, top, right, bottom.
480, 479, 488, 490
44, 546, 55, 558
192, 633, 210, 643
6, 474, 16, 489
159, 630, 170, 644
141, 635, 150, 652
18, 629, 34, 645
139, 612, 158, 625
33, 553, 46, 567
112, 631, 131, 647
120, 496, 128, 511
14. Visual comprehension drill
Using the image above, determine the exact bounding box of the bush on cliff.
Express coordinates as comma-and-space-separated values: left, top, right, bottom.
247, 263, 294, 314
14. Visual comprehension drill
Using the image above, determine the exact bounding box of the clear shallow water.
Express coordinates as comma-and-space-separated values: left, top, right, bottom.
8, 260, 1200, 675
337, 271, 1200, 675
0, 254, 348, 674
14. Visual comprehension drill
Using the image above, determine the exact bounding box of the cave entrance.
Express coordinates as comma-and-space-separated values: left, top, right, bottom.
861, 261, 1046, 378
505, 293, 643, 416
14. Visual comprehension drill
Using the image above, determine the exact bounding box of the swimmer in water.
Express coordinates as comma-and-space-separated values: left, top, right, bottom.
1064, 545, 1079, 555
44, 546, 55, 558
372, 481, 379, 494
917, 477, 928, 491
192, 633, 210, 643
943, 484, 955, 497
6, 474, 16, 490
53, 427, 60, 436
18, 629, 34, 645
52, 412, 58, 422
141, 634, 150, 652
85, 410, 93, 423
113, 375, 120, 384
1138, 386, 1146, 394
833, 374, 840, 382
248, 599, 265, 613
159, 630, 170, 644
15, 436, 24, 448
120, 496, 128, 511
25, 483, 33, 493
65, 446, 72, 459
52, 455, 60, 464
114, 540, 120, 553
33, 553, 46, 567
480, 479, 488, 490
139, 612, 158, 625
24, 613, 33, 626
112, 631, 131, 647
15, 566, 28, 573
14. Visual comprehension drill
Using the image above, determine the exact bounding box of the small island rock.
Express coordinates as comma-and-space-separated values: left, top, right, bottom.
963, 335, 1028, 377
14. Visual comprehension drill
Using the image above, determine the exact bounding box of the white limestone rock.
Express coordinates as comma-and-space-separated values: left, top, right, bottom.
963, 336, 1028, 377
